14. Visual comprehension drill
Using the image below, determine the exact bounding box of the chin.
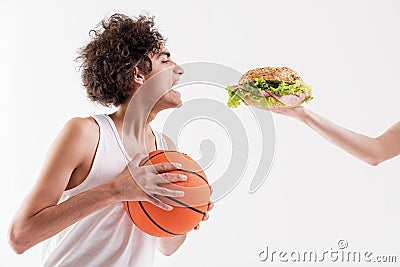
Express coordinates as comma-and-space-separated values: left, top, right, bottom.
158, 91, 182, 110
166, 100, 182, 109
173, 101, 183, 108
155, 100, 182, 112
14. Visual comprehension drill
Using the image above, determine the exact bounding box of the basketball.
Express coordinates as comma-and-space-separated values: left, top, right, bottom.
124, 150, 211, 237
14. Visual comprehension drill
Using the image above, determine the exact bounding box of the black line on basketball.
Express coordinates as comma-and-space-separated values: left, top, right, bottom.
164, 196, 206, 215
138, 201, 181, 236
141, 150, 167, 166
176, 168, 207, 184
141, 150, 183, 166
126, 201, 135, 222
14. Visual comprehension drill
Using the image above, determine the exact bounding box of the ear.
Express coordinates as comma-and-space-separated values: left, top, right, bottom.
132, 66, 145, 85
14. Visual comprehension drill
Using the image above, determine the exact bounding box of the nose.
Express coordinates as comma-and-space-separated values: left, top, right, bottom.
173, 62, 184, 76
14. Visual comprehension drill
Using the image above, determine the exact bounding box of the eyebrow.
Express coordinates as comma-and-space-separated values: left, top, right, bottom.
157, 51, 171, 58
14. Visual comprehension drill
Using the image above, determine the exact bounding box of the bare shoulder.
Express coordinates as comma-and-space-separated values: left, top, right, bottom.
161, 133, 177, 151
64, 116, 99, 136
14, 116, 101, 218
53, 117, 100, 168
62, 116, 99, 142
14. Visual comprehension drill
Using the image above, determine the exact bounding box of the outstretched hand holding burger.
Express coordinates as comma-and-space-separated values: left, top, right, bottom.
226, 66, 400, 166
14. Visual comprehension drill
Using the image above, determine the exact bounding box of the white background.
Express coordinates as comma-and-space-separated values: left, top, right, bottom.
1, 0, 399, 266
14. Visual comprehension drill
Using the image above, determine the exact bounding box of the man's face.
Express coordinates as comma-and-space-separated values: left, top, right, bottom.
146, 47, 184, 110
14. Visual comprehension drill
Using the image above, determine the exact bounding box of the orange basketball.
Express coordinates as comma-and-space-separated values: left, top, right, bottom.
124, 150, 211, 237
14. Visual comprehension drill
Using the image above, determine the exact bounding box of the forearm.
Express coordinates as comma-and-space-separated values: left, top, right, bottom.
9, 180, 119, 254
299, 108, 383, 165
157, 234, 186, 256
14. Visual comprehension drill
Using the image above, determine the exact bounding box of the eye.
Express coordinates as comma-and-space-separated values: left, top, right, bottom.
161, 59, 170, 63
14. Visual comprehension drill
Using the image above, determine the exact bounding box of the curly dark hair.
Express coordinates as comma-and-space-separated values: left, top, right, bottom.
77, 13, 165, 107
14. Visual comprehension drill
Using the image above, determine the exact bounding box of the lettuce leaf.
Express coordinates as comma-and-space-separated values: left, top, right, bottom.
226, 78, 313, 108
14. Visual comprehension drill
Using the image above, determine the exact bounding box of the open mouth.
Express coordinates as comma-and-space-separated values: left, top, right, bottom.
171, 80, 181, 97
171, 88, 181, 98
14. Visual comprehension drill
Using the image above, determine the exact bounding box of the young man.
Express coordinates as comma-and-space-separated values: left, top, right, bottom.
8, 13, 212, 266
272, 106, 400, 166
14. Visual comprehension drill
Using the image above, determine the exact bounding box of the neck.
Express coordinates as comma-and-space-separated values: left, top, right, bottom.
110, 83, 164, 156
110, 102, 159, 142
112, 103, 157, 126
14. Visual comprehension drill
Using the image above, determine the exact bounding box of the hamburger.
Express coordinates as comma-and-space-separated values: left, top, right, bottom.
226, 67, 313, 109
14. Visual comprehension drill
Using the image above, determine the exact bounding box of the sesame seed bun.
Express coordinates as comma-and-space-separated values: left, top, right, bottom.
238, 66, 302, 85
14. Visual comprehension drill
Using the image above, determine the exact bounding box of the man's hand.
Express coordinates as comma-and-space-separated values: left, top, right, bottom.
269, 105, 307, 121
111, 153, 188, 210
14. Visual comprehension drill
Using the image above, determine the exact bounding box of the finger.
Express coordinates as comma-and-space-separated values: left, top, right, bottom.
207, 201, 214, 211
146, 195, 173, 211
148, 162, 182, 173
159, 173, 187, 183
209, 185, 213, 195
194, 224, 200, 230
152, 186, 185, 198
202, 212, 209, 221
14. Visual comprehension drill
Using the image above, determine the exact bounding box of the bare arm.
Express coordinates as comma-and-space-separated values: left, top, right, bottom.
8, 118, 116, 253
157, 235, 187, 256
272, 106, 400, 166
8, 118, 186, 254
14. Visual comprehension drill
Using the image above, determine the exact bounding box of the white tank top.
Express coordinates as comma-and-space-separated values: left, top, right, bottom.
41, 114, 168, 267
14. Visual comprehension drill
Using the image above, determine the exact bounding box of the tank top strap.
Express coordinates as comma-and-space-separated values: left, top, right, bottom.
100, 113, 168, 156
